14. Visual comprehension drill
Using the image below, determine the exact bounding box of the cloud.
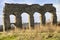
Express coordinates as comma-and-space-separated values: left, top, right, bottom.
53, 4, 60, 14
0, 0, 4, 4
53, 4, 60, 21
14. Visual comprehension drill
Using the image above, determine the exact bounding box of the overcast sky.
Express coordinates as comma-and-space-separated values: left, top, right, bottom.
0, 0, 60, 25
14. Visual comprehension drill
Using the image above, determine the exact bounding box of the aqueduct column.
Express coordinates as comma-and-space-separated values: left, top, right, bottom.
15, 13, 22, 28
53, 13, 57, 25
3, 14, 10, 30
40, 15, 42, 25
41, 14, 46, 25
30, 14, 34, 28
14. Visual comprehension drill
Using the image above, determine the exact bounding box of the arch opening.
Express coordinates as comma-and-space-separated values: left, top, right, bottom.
21, 12, 30, 29
45, 12, 53, 24
10, 15, 16, 23
33, 12, 41, 27
9, 15, 16, 28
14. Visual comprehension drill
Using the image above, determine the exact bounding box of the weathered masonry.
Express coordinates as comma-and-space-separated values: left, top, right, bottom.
3, 3, 57, 30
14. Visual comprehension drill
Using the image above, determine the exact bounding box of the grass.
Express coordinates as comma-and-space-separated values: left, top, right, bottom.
0, 25, 60, 40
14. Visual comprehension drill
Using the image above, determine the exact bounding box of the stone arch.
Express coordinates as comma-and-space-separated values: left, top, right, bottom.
3, 3, 57, 30
44, 6, 57, 25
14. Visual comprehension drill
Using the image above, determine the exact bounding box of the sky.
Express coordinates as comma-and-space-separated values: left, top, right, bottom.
0, 0, 60, 25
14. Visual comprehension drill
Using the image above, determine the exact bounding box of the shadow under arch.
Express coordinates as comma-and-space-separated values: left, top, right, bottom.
21, 12, 30, 29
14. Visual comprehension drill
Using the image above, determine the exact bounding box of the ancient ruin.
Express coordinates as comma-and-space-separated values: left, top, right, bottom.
3, 3, 57, 30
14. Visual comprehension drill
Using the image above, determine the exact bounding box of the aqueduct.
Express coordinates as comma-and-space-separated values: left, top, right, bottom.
3, 3, 57, 30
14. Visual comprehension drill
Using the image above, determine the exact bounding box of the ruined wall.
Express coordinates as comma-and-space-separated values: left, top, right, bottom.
3, 3, 57, 30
